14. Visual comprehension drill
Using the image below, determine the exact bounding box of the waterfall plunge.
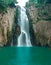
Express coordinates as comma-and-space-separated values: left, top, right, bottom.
16, 0, 32, 47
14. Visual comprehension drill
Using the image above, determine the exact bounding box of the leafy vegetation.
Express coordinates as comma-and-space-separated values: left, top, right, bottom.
29, 0, 51, 7
1, 0, 16, 5
0, 0, 17, 12
0, 0, 7, 12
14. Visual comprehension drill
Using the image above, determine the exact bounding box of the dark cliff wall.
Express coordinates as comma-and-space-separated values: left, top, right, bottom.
26, 0, 51, 47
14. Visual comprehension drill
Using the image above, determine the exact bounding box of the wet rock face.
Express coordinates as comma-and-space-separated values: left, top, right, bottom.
0, 7, 16, 47
16, 25, 21, 35
37, 4, 51, 21
11, 25, 21, 46
35, 21, 51, 47
26, 8, 37, 46
12, 7, 21, 46
26, 2, 51, 47
27, 4, 38, 23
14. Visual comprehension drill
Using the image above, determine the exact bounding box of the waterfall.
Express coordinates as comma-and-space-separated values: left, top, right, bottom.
14, 0, 32, 46
17, 6, 31, 46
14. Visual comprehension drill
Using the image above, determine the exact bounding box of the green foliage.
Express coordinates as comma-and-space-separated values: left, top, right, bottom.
26, 0, 51, 7
7, 28, 12, 45
29, 0, 38, 5
26, 2, 29, 7
7, 29, 12, 39
0, 0, 17, 12
0, 0, 7, 12
2, 0, 16, 5
43, 17, 51, 21
29, 0, 48, 7
42, 11, 48, 15
36, 17, 41, 22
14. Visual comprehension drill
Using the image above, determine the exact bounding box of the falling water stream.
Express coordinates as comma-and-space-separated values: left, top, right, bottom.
16, 0, 32, 46
18, 6, 31, 46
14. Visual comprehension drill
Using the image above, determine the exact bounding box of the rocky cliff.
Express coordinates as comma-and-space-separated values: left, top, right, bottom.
26, 2, 51, 47
0, 7, 16, 47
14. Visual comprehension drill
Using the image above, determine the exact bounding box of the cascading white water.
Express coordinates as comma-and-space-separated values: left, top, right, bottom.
18, 6, 31, 46
15, 0, 31, 46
